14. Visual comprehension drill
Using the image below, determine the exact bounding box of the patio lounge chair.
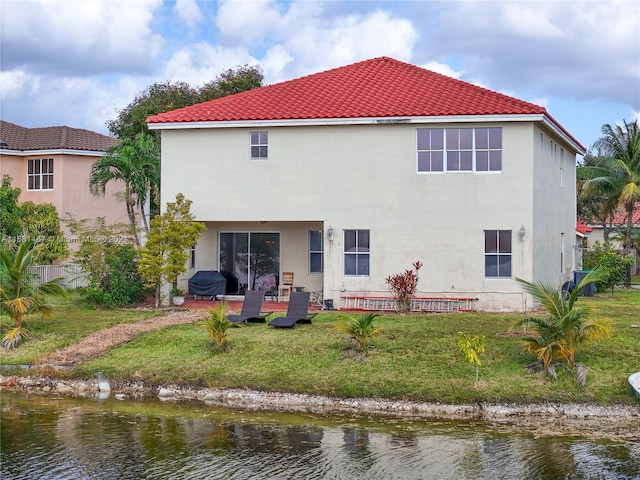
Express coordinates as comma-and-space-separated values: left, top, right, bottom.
268, 291, 318, 328
227, 290, 273, 324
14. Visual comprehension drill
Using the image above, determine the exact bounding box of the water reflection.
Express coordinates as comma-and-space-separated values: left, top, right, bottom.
1, 392, 638, 479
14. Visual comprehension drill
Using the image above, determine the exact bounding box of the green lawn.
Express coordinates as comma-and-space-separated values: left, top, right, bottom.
2, 290, 639, 405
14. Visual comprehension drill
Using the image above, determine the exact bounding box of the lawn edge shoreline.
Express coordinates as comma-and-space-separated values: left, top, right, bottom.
2, 374, 638, 430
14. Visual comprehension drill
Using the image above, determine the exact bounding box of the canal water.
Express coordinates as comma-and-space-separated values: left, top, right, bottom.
1, 391, 638, 479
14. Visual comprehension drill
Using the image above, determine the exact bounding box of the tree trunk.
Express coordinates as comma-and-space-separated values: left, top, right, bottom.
127, 202, 140, 248
124, 185, 140, 248
154, 281, 161, 308
624, 203, 634, 287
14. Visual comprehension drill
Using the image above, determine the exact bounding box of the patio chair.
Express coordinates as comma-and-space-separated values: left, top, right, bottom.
278, 271, 294, 302
257, 274, 278, 302
268, 291, 318, 328
227, 290, 273, 324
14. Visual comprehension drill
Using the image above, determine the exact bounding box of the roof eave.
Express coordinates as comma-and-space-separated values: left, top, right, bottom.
541, 115, 586, 155
0, 148, 109, 156
148, 113, 557, 131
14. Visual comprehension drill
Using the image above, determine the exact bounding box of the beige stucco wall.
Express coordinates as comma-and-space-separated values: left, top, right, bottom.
160, 121, 578, 311
531, 125, 578, 291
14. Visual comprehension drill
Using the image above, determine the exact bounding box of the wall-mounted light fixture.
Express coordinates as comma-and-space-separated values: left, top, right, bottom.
327, 225, 334, 241
519, 225, 526, 241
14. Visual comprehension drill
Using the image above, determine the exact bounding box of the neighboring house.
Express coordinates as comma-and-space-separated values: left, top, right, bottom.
585, 203, 640, 273
575, 220, 593, 270
148, 57, 585, 311
0, 120, 130, 252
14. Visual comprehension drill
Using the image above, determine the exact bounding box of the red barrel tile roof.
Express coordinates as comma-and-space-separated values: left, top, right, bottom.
610, 203, 640, 225
576, 220, 593, 235
147, 57, 581, 149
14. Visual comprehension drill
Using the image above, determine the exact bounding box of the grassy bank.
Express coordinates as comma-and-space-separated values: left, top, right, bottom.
2, 290, 639, 405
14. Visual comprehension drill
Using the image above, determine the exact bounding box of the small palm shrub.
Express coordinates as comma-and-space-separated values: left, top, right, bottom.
333, 313, 382, 355
1, 240, 68, 349
202, 302, 234, 351
515, 268, 613, 387
386, 261, 423, 314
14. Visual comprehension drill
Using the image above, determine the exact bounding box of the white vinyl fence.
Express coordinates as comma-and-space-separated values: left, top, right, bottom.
27, 264, 88, 289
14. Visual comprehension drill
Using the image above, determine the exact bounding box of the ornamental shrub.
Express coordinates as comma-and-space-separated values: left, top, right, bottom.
385, 261, 423, 314
583, 242, 633, 293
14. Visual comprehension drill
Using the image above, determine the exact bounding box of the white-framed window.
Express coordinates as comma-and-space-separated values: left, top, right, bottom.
190, 245, 196, 269
484, 230, 511, 278
27, 158, 54, 190
309, 230, 323, 274
417, 128, 501, 173
344, 229, 369, 276
250, 131, 268, 159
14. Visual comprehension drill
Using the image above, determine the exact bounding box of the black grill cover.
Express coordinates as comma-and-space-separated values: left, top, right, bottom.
188, 271, 227, 297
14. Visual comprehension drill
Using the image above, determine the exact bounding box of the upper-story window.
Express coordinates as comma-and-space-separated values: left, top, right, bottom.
27, 158, 54, 190
417, 128, 501, 173
250, 131, 268, 160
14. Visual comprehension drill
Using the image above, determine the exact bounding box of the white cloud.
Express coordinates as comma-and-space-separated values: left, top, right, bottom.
175, 0, 204, 29
1, 0, 637, 146
426, 1, 640, 108
499, 3, 565, 38
215, 0, 321, 46
182, 2, 418, 85
1, 0, 164, 75
163, 43, 258, 86
0, 70, 30, 98
421, 62, 463, 79
529, 98, 549, 109
261, 46, 295, 80
1, 74, 122, 133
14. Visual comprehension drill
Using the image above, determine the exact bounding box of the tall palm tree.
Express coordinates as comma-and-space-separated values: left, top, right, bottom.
0, 240, 68, 349
89, 133, 160, 246
515, 269, 612, 385
580, 120, 640, 285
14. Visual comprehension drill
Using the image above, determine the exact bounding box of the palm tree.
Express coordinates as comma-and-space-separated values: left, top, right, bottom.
202, 302, 235, 351
580, 120, 640, 285
0, 240, 68, 349
515, 270, 613, 385
89, 133, 160, 247
333, 313, 383, 355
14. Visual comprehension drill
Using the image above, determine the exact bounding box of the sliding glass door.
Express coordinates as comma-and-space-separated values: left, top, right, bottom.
219, 232, 280, 293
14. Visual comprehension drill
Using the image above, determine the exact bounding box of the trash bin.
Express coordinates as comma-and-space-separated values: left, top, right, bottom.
573, 270, 595, 297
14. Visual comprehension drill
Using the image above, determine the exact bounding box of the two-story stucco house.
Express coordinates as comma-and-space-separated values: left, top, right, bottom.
148, 57, 585, 311
0, 120, 130, 248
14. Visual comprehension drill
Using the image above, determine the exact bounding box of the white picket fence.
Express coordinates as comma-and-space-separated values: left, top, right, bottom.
27, 264, 88, 288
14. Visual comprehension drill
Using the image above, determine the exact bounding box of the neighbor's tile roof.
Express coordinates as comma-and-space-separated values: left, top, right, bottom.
611, 203, 640, 225
147, 56, 582, 149
0, 120, 116, 152
585, 203, 640, 227
576, 220, 593, 235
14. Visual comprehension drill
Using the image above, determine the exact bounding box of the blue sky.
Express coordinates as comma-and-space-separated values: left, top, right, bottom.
1, 0, 638, 152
